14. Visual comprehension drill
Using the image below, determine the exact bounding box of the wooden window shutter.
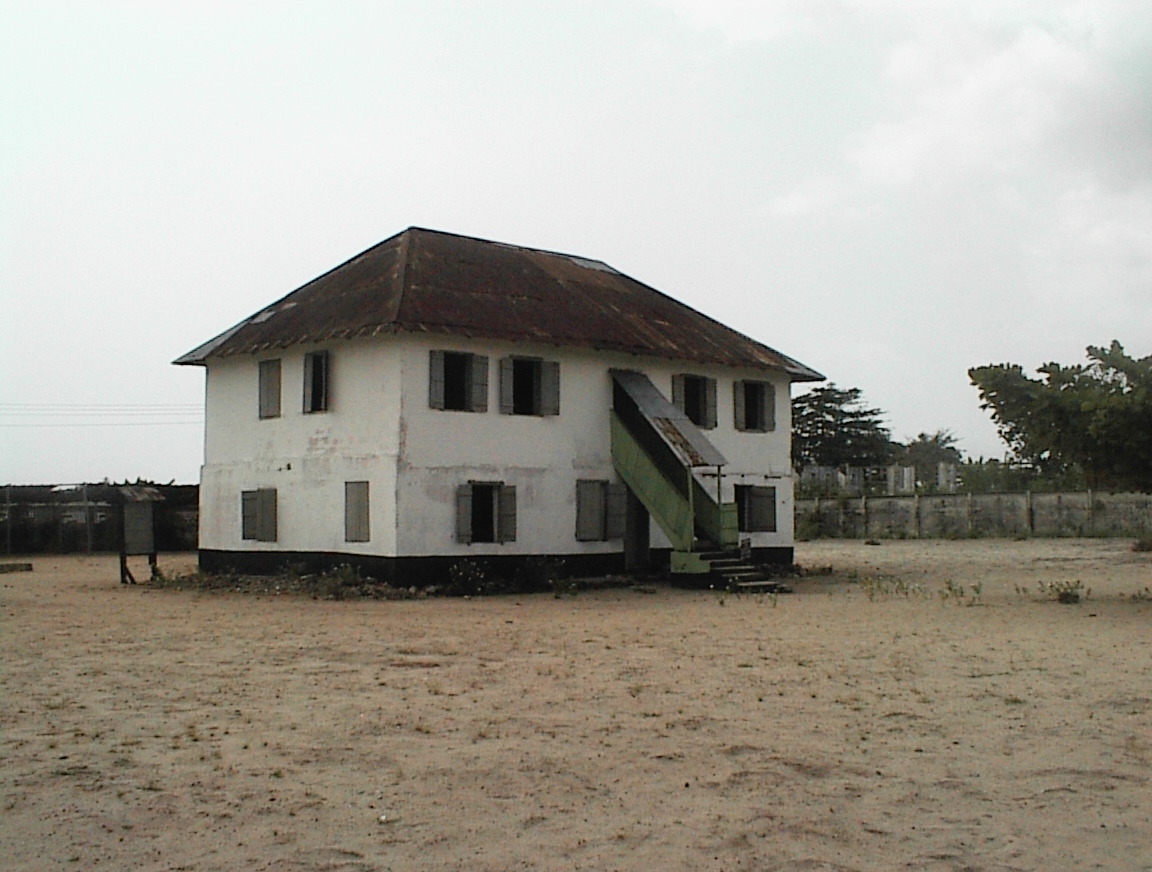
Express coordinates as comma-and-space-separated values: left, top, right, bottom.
455, 483, 472, 544
750, 486, 777, 532
704, 377, 717, 429
764, 382, 776, 431
498, 357, 515, 415
241, 491, 258, 540
428, 351, 446, 410
497, 485, 517, 543
605, 483, 628, 540
733, 380, 746, 431
575, 480, 605, 541
259, 359, 281, 419
469, 354, 489, 413
671, 374, 685, 413
257, 488, 277, 542
345, 481, 369, 543
541, 360, 560, 416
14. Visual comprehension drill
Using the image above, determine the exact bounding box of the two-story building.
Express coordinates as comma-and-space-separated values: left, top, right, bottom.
175, 228, 822, 584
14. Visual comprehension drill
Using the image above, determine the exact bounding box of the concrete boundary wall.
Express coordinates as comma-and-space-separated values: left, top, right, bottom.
796, 491, 1152, 539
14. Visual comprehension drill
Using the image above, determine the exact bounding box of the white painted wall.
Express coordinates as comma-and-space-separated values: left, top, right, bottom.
393, 335, 795, 556
198, 332, 797, 557
199, 337, 402, 554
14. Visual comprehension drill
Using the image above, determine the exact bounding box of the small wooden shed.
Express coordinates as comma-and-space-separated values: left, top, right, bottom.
119, 486, 163, 584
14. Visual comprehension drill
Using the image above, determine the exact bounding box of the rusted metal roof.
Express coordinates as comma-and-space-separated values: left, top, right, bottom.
611, 369, 728, 468
174, 227, 823, 380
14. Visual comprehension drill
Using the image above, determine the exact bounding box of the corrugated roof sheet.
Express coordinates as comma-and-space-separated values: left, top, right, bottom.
611, 369, 727, 468
174, 227, 823, 380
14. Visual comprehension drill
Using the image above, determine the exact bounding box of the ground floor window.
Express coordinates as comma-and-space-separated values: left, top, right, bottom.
456, 481, 516, 544
735, 485, 776, 532
241, 488, 277, 541
575, 479, 627, 541
344, 481, 369, 542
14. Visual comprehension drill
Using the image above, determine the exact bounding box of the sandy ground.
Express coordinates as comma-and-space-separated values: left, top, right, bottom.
2, 539, 1151, 872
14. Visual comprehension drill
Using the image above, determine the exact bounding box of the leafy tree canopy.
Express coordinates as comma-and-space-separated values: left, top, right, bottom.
792, 384, 894, 470
894, 430, 962, 488
969, 341, 1152, 492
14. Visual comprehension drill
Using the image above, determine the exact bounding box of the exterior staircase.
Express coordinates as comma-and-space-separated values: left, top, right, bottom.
609, 370, 783, 588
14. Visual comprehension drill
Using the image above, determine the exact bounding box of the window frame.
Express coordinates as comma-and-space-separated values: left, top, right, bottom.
429, 350, 489, 413
672, 374, 717, 429
735, 484, 777, 533
344, 481, 370, 543
575, 479, 627, 541
733, 379, 776, 432
456, 481, 516, 544
258, 359, 281, 420
499, 356, 560, 416
303, 350, 330, 414
241, 488, 278, 541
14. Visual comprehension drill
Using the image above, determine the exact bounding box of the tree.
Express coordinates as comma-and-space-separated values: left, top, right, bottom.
895, 430, 962, 490
791, 384, 894, 470
969, 341, 1152, 492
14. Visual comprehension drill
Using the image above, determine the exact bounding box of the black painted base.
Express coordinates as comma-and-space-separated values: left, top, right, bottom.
198, 546, 795, 587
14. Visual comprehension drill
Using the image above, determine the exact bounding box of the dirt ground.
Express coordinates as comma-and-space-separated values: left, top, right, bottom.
2, 539, 1151, 872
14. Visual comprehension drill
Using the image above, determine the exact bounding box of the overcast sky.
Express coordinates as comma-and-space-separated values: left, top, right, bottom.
2, 0, 1150, 484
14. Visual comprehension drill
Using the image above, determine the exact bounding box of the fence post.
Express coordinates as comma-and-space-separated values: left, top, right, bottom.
861, 493, 868, 539
913, 493, 921, 538
1087, 489, 1094, 536
966, 492, 973, 537
1026, 490, 1034, 535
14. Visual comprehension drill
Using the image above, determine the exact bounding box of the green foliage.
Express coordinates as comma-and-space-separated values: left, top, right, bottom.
957, 457, 1086, 494
893, 430, 961, 492
791, 384, 895, 471
969, 341, 1152, 492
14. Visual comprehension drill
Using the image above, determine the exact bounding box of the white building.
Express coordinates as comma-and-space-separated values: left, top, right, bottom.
176, 228, 822, 584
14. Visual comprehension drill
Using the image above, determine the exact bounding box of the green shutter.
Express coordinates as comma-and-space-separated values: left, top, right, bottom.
257, 488, 277, 542
605, 483, 627, 539
704, 377, 717, 429
541, 360, 560, 416
259, 359, 281, 419
575, 480, 606, 541
749, 486, 777, 532
498, 357, 515, 415
672, 374, 685, 413
429, 351, 446, 409
733, 380, 746, 431
345, 481, 369, 542
456, 483, 472, 544
764, 382, 776, 431
241, 491, 258, 540
469, 354, 489, 413
497, 485, 517, 543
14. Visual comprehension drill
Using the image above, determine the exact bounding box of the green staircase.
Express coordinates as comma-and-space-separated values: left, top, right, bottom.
610, 411, 737, 574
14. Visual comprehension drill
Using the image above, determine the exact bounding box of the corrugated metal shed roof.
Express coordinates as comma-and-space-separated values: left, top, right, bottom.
174, 228, 823, 380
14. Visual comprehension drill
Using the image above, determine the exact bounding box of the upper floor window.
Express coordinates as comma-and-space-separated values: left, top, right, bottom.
258, 359, 281, 419
499, 357, 560, 416
672, 374, 717, 429
303, 350, 329, 413
429, 351, 488, 412
734, 380, 775, 432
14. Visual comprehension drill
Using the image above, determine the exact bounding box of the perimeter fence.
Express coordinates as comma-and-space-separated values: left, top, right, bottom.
796, 491, 1152, 540
1, 483, 198, 555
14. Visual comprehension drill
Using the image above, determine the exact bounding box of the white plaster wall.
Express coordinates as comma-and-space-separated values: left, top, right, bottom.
199, 338, 403, 554
197, 330, 799, 557
393, 336, 797, 556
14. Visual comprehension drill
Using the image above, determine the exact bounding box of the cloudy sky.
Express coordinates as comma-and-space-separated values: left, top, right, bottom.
2, 0, 1150, 484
